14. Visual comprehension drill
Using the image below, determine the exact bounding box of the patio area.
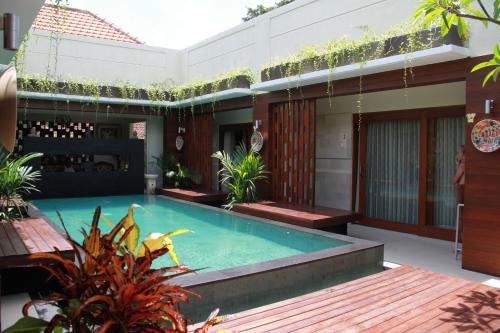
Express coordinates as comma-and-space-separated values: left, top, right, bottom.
348, 224, 500, 285
0, 0, 499, 332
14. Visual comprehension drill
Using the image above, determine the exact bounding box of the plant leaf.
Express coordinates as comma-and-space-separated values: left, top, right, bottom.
2, 316, 48, 333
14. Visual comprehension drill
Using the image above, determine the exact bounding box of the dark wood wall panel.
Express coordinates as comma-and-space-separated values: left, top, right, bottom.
164, 112, 213, 191
271, 100, 315, 206
462, 61, 500, 276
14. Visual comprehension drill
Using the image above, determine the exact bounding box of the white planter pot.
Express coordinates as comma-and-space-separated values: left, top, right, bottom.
144, 174, 159, 194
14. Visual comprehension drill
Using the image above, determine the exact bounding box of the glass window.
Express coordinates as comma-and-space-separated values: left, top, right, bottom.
426, 116, 465, 229
365, 120, 420, 225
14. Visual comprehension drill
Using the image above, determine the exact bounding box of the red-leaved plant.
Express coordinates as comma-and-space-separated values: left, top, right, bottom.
5, 207, 222, 333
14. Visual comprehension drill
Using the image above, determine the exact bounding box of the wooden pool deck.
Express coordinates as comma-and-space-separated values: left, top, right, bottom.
0, 217, 74, 269
232, 201, 361, 229
199, 265, 500, 333
159, 188, 227, 203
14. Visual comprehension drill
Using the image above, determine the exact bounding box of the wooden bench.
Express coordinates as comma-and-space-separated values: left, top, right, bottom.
232, 201, 361, 230
0, 217, 74, 270
193, 265, 500, 332
159, 188, 227, 204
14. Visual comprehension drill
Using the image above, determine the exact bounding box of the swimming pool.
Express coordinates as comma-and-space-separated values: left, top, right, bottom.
32, 194, 383, 320
34, 195, 348, 272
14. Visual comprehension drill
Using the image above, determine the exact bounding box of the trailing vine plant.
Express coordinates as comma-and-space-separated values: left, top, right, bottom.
261, 18, 452, 128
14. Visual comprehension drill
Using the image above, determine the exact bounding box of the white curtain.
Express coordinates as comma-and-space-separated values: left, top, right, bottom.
430, 117, 465, 229
365, 120, 420, 225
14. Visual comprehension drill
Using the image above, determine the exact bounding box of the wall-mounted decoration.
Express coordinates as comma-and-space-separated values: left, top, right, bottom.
251, 130, 264, 152
471, 119, 500, 153
466, 113, 476, 123
175, 135, 184, 151
98, 124, 121, 139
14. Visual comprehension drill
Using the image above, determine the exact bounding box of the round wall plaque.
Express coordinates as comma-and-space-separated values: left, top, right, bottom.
251, 130, 264, 152
471, 119, 500, 153
175, 135, 184, 151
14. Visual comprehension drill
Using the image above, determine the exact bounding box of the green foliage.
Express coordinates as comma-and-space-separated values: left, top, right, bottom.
16, 68, 254, 117
0, 151, 42, 221
243, 0, 296, 21
414, 0, 500, 86
153, 155, 202, 189
472, 43, 500, 85
5, 207, 222, 333
262, 19, 445, 81
212, 143, 268, 209
3, 316, 48, 333
171, 68, 255, 102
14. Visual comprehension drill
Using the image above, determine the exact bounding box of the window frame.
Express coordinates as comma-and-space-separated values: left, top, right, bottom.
355, 105, 465, 240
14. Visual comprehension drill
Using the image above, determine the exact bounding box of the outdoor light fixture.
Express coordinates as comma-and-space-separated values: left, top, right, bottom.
254, 119, 262, 130
485, 99, 494, 114
1, 13, 20, 51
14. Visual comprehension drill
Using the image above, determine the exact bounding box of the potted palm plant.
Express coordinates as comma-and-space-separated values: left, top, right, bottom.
212, 142, 268, 209
0, 148, 42, 221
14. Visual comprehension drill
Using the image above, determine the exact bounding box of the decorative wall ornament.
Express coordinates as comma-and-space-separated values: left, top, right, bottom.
466, 113, 476, 123
250, 130, 264, 152
471, 119, 500, 153
175, 135, 184, 151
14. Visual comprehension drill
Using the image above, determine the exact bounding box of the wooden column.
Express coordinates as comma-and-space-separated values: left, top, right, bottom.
163, 111, 213, 191
270, 100, 316, 206
462, 56, 500, 276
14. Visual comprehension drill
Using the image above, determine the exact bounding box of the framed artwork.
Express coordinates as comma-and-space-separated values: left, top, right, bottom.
98, 124, 121, 139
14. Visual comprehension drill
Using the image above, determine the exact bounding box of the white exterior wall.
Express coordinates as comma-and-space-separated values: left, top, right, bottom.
145, 117, 164, 187
20, 0, 498, 85
315, 81, 466, 210
181, 0, 499, 82
22, 30, 182, 87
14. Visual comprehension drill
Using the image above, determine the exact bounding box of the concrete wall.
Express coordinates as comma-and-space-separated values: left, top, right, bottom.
181, 0, 499, 82
315, 81, 466, 210
145, 117, 164, 188
22, 30, 182, 87
20, 0, 498, 85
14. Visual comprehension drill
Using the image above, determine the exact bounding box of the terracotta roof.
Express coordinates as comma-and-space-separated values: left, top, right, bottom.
32, 4, 143, 44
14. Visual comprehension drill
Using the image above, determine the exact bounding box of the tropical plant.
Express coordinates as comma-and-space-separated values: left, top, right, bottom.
153, 155, 202, 189
212, 142, 268, 209
0, 150, 43, 221
4, 206, 222, 333
242, 0, 296, 21
414, 0, 500, 86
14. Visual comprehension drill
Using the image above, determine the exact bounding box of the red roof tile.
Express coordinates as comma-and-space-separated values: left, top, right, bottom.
32, 4, 143, 44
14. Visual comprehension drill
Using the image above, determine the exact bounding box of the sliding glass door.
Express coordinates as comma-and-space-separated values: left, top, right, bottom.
365, 120, 420, 225
426, 116, 465, 229
359, 106, 465, 238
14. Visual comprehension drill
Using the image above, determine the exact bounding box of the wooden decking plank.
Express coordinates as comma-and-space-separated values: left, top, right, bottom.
366, 282, 480, 333
2, 222, 29, 255
14, 219, 53, 253
203, 267, 500, 333
283, 273, 453, 333
404, 285, 499, 333
316, 276, 472, 333
418, 285, 500, 333
236, 270, 443, 332
32, 218, 71, 251
0, 223, 17, 256
218, 267, 420, 330
217, 267, 415, 329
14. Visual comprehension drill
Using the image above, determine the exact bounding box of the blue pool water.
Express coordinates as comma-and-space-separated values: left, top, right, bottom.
33, 195, 348, 272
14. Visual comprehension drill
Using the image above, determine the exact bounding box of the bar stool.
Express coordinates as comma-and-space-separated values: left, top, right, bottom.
455, 203, 464, 259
